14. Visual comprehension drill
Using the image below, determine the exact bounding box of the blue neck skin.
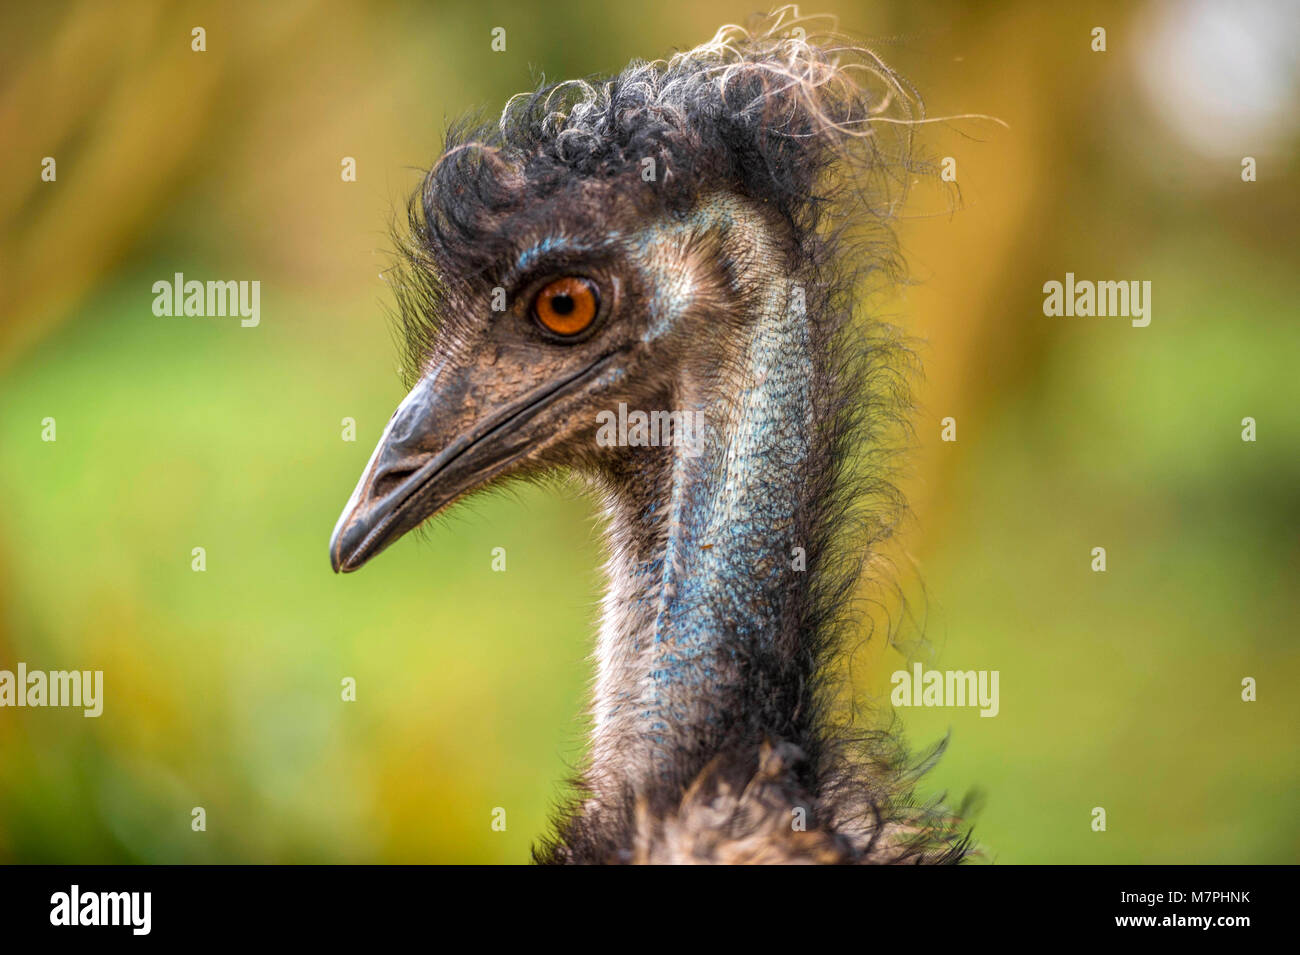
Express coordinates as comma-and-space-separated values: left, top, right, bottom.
588, 232, 813, 798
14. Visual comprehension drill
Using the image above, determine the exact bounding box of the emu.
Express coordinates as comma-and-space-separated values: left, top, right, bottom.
329, 9, 968, 864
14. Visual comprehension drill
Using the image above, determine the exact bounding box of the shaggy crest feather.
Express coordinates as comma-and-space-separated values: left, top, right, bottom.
391, 7, 922, 384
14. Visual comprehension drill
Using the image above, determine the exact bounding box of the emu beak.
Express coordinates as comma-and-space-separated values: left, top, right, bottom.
329, 352, 618, 573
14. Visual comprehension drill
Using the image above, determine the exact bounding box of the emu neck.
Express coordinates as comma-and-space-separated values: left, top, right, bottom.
590, 275, 814, 801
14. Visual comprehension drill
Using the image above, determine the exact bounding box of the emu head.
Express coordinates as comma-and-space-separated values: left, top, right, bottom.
330, 16, 908, 573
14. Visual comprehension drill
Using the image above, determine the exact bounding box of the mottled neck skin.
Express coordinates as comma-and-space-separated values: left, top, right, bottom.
588, 203, 815, 806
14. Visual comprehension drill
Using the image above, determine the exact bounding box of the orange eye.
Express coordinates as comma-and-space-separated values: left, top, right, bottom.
532, 276, 599, 337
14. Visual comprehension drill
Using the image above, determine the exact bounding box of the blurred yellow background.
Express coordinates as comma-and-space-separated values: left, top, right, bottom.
1, 0, 1297, 862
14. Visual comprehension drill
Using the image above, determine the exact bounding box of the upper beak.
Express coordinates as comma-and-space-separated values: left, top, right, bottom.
329, 351, 618, 573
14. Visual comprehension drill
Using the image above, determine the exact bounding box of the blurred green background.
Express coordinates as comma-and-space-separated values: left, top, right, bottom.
1, 0, 1297, 863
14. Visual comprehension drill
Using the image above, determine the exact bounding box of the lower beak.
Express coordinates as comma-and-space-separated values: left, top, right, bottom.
329, 351, 616, 573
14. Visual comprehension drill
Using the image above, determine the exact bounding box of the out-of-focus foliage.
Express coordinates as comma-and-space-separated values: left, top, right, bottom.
1, 0, 1296, 862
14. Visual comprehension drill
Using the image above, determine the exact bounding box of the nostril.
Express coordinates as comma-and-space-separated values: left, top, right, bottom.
372, 463, 421, 499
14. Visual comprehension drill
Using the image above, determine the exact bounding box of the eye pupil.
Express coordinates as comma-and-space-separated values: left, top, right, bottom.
550, 294, 575, 315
